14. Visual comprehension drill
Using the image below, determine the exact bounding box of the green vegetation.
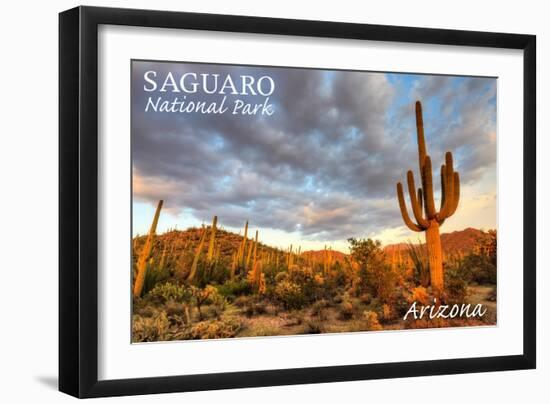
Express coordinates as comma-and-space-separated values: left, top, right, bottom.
132, 205, 497, 341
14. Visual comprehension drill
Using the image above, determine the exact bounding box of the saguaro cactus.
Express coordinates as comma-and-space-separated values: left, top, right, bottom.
230, 252, 238, 280
246, 234, 254, 269
206, 215, 218, 262
187, 225, 207, 282
396, 101, 460, 294
239, 221, 249, 268
287, 245, 293, 269
253, 230, 258, 265
159, 242, 167, 269
248, 231, 265, 293
323, 246, 328, 276
133, 200, 163, 298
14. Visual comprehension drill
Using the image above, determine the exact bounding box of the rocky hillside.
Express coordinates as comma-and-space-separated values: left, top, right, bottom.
134, 226, 494, 268
383, 227, 495, 256
301, 249, 348, 263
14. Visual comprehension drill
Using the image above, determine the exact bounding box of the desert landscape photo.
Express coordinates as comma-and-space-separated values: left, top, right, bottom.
131, 60, 497, 342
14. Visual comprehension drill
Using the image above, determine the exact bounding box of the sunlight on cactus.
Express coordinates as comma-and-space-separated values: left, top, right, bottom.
396, 101, 460, 295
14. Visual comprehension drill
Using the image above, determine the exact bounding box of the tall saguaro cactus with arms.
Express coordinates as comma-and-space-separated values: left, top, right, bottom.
396, 101, 460, 295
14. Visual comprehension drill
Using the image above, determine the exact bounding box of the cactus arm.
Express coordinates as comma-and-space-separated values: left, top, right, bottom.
415, 101, 427, 174
418, 188, 423, 213
421, 156, 437, 219
407, 171, 429, 228
438, 152, 456, 221
440, 164, 446, 212
448, 172, 460, 216
444, 153, 456, 217
438, 164, 449, 221
397, 183, 422, 232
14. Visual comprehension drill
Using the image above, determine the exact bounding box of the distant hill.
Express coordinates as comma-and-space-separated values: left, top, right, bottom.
133, 226, 494, 268
133, 226, 285, 267
301, 249, 348, 263
383, 227, 494, 257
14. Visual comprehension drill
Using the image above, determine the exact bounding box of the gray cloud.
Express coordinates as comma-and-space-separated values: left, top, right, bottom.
132, 61, 496, 241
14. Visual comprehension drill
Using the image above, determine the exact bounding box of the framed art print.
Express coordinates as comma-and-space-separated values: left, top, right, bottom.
59, 6, 536, 398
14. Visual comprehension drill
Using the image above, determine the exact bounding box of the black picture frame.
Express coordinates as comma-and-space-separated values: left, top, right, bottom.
59, 5, 536, 398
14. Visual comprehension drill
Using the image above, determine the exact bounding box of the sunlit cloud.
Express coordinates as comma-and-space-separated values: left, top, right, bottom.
132, 61, 497, 249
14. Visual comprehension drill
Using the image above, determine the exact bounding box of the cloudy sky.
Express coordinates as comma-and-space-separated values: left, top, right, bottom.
132, 60, 496, 252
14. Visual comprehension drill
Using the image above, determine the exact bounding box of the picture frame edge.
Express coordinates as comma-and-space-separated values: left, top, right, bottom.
58, 6, 537, 398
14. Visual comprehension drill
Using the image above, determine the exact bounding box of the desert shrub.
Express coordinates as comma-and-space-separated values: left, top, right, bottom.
403, 317, 484, 330
193, 260, 225, 288
481, 229, 497, 266
352, 264, 370, 296
348, 238, 383, 293
209, 261, 232, 285
180, 318, 242, 340
148, 282, 190, 303
132, 311, 170, 342
164, 300, 186, 318
263, 264, 287, 286
338, 300, 355, 320
274, 280, 305, 310
359, 293, 372, 305
481, 305, 497, 324
362, 311, 382, 331
394, 262, 411, 287
487, 286, 497, 302
207, 292, 227, 320
274, 271, 289, 283
239, 323, 282, 337
233, 295, 252, 308
134, 305, 155, 318
288, 267, 321, 301
244, 300, 268, 317
444, 266, 469, 304
302, 319, 324, 334
141, 265, 171, 296
462, 254, 496, 285
407, 241, 430, 286
333, 293, 344, 304
321, 262, 347, 289
264, 303, 279, 316
410, 286, 430, 305
313, 273, 325, 286
190, 285, 222, 320
380, 304, 394, 322
348, 238, 383, 269
369, 264, 399, 304
348, 237, 398, 303
216, 279, 251, 299
310, 299, 329, 320
393, 291, 413, 318
285, 311, 304, 326
447, 247, 497, 287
